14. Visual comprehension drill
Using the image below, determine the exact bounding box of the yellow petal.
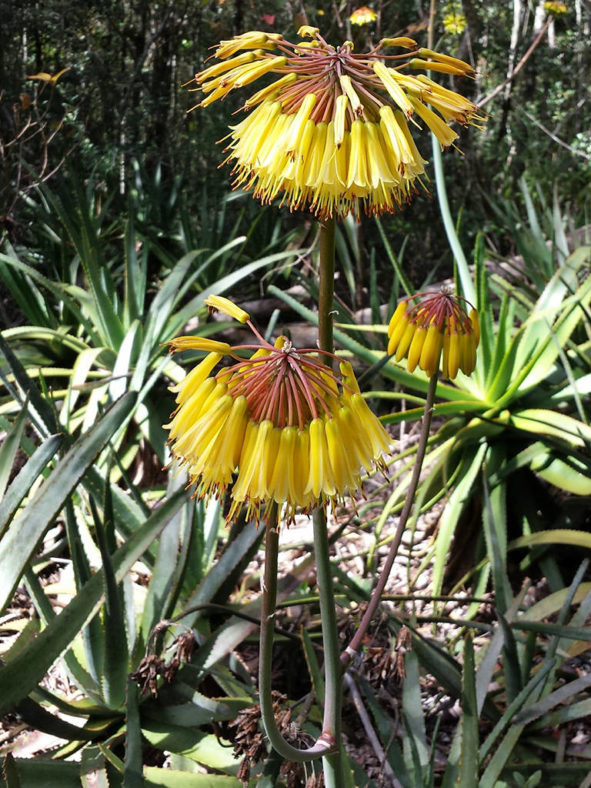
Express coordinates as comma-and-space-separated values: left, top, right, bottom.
380, 37, 417, 49
270, 427, 295, 502
244, 72, 297, 107
349, 394, 390, 458
447, 332, 460, 379
307, 418, 335, 497
339, 75, 362, 116
407, 325, 427, 372
419, 324, 443, 377
347, 120, 369, 189
205, 294, 250, 323
169, 352, 222, 399
373, 61, 414, 118
169, 336, 231, 355
388, 301, 408, 338
394, 321, 416, 362
298, 25, 320, 38
409, 97, 458, 149
285, 93, 317, 154
196, 52, 257, 83
334, 94, 349, 146
470, 309, 480, 347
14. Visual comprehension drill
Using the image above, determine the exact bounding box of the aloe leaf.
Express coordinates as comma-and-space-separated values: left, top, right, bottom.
41, 180, 124, 349
540, 560, 589, 691
513, 672, 591, 726
407, 626, 462, 699
0, 487, 187, 714
550, 372, 591, 401
0, 331, 58, 437
0, 758, 81, 787
63, 499, 103, 686
123, 678, 143, 788
142, 724, 240, 773
175, 522, 263, 632
60, 347, 106, 430
458, 635, 478, 788
481, 450, 510, 615
151, 242, 242, 339
530, 451, 591, 495
511, 620, 591, 640
0, 393, 136, 615
0, 253, 99, 344
301, 627, 325, 704
0, 433, 62, 537
509, 529, 591, 552
501, 764, 591, 783
144, 770, 241, 787
509, 408, 591, 448
374, 216, 413, 296
122, 212, 146, 326
0, 248, 55, 328
521, 583, 591, 622
0, 407, 28, 499
479, 659, 555, 762
141, 694, 247, 728
80, 746, 111, 788
474, 233, 494, 370
109, 320, 140, 401
140, 474, 189, 642
479, 722, 523, 787
431, 444, 487, 597
430, 134, 475, 307
84, 466, 151, 542
529, 696, 591, 730
24, 565, 101, 699
154, 682, 248, 720
13, 696, 96, 742
402, 649, 428, 773
2, 752, 21, 788
91, 481, 129, 710
357, 675, 410, 787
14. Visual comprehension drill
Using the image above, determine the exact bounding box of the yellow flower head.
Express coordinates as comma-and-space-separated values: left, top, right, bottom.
166, 300, 390, 523
387, 287, 479, 379
544, 1, 567, 16
443, 11, 467, 35
189, 29, 484, 219
350, 6, 378, 26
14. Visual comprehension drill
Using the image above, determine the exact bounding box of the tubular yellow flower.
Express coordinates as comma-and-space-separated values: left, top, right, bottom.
189, 28, 484, 219
205, 294, 250, 323
387, 287, 479, 379
166, 300, 390, 523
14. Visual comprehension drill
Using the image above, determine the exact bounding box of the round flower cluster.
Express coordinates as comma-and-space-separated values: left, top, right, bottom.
387, 288, 480, 379
350, 6, 378, 26
167, 297, 390, 523
443, 11, 467, 35
544, 1, 567, 17
190, 27, 483, 219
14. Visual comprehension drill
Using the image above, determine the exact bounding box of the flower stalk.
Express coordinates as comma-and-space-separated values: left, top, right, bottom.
314, 216, 345, 785
258, 505, 337, 762
257, 218, 345, 781
342, 371, 439, 668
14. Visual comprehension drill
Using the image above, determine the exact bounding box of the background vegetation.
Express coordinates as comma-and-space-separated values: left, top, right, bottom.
1, 0, 590, 786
